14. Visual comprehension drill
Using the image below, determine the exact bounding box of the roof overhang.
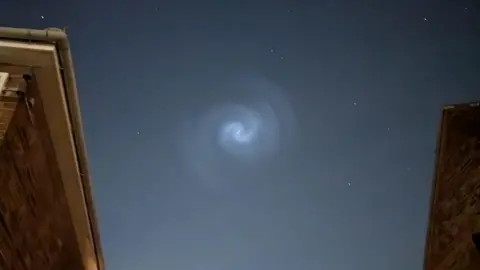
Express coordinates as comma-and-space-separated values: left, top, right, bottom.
0, 27, 104, 270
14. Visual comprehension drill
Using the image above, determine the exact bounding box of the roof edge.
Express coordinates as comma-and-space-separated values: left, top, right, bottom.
442, 101, 480, 110
57, 33, 105, 270
423, 106, 448, 270
0, 26, 105, 270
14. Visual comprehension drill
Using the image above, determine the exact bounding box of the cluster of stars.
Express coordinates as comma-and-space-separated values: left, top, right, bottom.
264, 6, 470, 82
269, 48, 285, 60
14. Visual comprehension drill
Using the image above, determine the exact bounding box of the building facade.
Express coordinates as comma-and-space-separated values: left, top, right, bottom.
424, 102, 480, 270
0, 27, 103, 270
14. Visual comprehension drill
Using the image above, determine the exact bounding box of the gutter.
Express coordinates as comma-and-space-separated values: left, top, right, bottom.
0, 27, 104, 270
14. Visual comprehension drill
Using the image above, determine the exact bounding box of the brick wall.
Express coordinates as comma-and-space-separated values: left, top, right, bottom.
0, 74, 26, 144
424, 104, 480, 270
0, 96, 18, 143
0, 79, 84, 269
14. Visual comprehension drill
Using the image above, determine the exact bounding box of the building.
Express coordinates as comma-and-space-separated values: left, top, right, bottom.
0, 27, 104, 269
424, 102, 480, 270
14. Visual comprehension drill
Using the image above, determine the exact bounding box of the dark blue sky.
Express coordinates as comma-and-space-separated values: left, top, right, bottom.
2, 1, 480, 269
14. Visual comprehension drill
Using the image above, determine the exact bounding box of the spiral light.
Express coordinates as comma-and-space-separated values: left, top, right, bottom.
178, 74, 296, 190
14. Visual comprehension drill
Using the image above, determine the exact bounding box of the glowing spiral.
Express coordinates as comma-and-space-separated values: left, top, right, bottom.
178, 74, 296, 190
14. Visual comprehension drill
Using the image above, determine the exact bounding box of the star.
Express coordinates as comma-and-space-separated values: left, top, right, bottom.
387, 127, 390, 131
270, 48, 274, 53
280, 56, 284, 60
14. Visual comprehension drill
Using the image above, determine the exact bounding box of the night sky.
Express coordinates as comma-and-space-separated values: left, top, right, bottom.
2, 1, 480, 269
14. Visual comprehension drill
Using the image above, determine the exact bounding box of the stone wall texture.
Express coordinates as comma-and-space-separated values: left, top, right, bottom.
0, 79, 83, 269
424, 103, 480, 270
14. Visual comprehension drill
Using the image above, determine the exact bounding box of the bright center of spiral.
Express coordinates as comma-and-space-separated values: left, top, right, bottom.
217, 106, 264, 154
223, 121, 254, 143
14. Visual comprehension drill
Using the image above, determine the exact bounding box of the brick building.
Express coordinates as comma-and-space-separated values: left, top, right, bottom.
0, 27, 104, 269
424, 102, 480, 270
